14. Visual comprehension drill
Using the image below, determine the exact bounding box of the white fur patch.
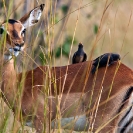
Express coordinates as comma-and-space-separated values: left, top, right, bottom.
51, 115, 89, 131
20, 25, 25, 37
4, 46, 22, 61
9, 47, 20, 57
26, 121, 33, 127
25, 115, 89, 131
23, 8, 42, 28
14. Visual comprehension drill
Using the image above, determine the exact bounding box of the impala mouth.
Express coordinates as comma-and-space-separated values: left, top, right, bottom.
9, 45, 22, 57
4, 46, 23, 61
13, 46, 21, 52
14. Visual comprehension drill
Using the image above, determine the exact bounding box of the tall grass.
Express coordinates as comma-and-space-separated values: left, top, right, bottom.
0, 0, 133, 133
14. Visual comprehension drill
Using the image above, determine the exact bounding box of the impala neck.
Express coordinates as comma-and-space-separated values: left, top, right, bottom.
1, 53, 17, 106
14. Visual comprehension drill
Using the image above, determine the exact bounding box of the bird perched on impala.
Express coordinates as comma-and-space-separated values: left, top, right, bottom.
72, 43, 87, 64
91, 53, 121, 74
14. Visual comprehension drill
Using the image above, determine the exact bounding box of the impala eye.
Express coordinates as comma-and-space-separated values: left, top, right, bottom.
0, 28, 4, 34
21, 29, 26, 36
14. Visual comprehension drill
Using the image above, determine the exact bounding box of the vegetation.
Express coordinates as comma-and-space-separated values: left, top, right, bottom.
0, 0, 133, 132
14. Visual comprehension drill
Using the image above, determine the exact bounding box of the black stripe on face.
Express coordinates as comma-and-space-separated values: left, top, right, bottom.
12, 30, 19, 38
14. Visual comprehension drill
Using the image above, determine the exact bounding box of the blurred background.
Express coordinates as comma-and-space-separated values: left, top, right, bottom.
1, 0, 133, 69
0, 0, 133, 132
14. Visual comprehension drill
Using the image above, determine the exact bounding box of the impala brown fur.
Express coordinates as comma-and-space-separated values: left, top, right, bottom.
2, 52, 133, 132
15, 61, 133, 133
1, 3, 133, 133
3, 20, 24, 45
0, 4, 45, 132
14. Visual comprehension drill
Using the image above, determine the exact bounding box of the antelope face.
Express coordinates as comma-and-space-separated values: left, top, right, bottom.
0, 4, 45, 60
0, 19, 26, 57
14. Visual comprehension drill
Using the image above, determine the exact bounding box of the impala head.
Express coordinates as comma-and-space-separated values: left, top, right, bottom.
0, 4, 45, 60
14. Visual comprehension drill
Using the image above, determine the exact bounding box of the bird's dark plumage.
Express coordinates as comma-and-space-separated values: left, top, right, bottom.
91, 53, 121, 74
72, 43, 87, 64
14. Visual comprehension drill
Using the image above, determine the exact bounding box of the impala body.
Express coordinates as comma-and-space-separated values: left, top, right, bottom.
1, 3, 133, 133
17, 60, 133, 133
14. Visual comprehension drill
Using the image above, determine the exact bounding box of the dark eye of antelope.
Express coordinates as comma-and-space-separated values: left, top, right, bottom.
0, 28, 4, 34
21, 29, 26, 37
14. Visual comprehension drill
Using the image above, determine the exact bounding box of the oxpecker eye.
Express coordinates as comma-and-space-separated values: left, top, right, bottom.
0, 28, 4, 34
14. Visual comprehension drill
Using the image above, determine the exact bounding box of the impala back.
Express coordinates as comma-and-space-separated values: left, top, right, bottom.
19, 61, 133, 132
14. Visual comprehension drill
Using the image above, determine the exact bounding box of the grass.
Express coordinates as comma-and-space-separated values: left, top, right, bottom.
0, 0, 133, 133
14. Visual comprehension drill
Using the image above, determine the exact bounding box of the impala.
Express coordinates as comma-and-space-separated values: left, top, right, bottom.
1, 3, 133, 133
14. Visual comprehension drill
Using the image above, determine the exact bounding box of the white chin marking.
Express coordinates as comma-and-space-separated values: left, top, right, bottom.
9, 48, 14, 53
20, 46, 24, 51
14, 45, 24, 52
9, 48, 20, 57
14, 46, 20, 50
14, 50, 20, 56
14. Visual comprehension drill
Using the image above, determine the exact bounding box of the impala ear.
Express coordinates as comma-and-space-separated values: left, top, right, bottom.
19, 4, 45, 28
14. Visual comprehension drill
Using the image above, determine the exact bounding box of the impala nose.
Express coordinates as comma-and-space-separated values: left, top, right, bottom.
14, 43, 24, 51
15, 43, 24, 47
